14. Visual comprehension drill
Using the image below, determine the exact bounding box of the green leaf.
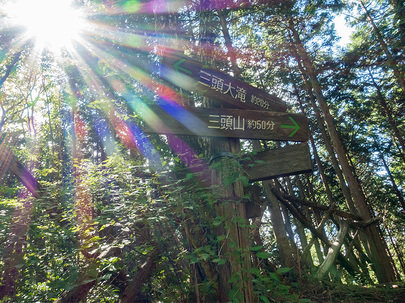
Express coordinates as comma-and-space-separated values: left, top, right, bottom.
236, 176, 249, 186
200, 253, 210, 261
269, 272, 280, 282
276, 267, 293, 274
212, 258, 226, 264
256, 251, 271, 259
250, 245, 264, 251
223, 176, 234, 186
298, 299, 312, 302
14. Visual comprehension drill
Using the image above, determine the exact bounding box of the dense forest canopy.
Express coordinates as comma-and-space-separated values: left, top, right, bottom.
0, 0, 404, 302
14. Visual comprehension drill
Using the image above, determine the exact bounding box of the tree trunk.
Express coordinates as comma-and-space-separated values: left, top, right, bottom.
359, 0, 405, 92
119, 248, 159, 303
368, 69, 405, 155
271, 182, 358, 277
217, 10, 242, 77
316, 221, 349, 279
293, 63, 358, 215
210, 138, 254, 302
380, 152, 405, 209
287, 18, 398, 283
263, 180, 296, 268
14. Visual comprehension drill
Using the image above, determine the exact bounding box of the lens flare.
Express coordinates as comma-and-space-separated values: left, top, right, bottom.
4, 0, 86, 51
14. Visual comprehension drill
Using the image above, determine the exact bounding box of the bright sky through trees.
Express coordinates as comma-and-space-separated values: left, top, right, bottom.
4, 0, 86, 51
334, 14, 353, 47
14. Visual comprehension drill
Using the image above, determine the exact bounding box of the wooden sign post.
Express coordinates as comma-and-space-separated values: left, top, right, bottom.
142, 106, 309, 142
242, 143, 313, 182
161, 51, 288, 112
176, 143, 313, 183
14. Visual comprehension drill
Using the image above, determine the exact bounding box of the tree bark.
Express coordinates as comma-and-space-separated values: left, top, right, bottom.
316, 220, 349, 279
271, 182, 358, 277
217, 10, 242, 77
380, 152, 405, 209
263, 180, 296, 268
119, 248, 159, 303
368, 69, 405, 155
287, 17, 399, 283
359, 0, 405, 92
293, 63, 358, 215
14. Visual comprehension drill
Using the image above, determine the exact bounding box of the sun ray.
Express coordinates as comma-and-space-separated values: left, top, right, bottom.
3, 0, 87, 53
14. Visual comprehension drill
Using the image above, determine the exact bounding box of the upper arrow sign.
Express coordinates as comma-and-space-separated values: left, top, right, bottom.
162, 51, 288, 112
173, 58, 192, 75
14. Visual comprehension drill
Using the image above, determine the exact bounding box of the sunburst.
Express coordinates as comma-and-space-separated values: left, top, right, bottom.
4, 0, 87, 52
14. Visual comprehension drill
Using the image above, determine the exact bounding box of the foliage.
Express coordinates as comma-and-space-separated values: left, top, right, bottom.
0, 0, 404, 301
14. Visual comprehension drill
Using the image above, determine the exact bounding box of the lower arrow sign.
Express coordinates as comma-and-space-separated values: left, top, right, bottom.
280, 116, 300, 137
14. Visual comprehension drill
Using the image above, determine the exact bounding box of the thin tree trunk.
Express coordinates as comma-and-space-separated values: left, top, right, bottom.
217, 10, 242, 77
368, 69, 405, 155
0, 50, 23, 89
293, 63, 358, 215
263, 180, 296, 268
271, 182, 358, 277
359, 0, 405, 92
380, 152, 405, 209
387, 228, 405, 275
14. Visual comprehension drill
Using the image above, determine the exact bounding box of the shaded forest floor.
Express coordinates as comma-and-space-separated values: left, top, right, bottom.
301, 283, 405, 302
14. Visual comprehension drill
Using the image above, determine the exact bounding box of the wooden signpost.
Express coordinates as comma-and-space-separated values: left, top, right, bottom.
176, 143, 312, 183
242, 143, 312, 182
142, 106, 309, 142
162, 51, 288, 112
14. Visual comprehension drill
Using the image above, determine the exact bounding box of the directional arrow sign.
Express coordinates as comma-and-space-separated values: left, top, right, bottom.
142, 106, 309, 142
173, 58, 192, 75
162, 51, 288, 112
281, 116, 301, 137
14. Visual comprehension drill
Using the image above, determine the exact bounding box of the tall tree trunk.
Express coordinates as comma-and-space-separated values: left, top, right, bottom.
272, 182, 358, 277
368, 69, 405, 155
251, 141, 297, 269
379, 152, 405, 209
387, 228, 405, 275
263, 180, 296, 268
217, 10, 242, 77
293, 63, 358, 215
287, 18, 398, 283
359, 0, 405, 92
285, 176, 313, 267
